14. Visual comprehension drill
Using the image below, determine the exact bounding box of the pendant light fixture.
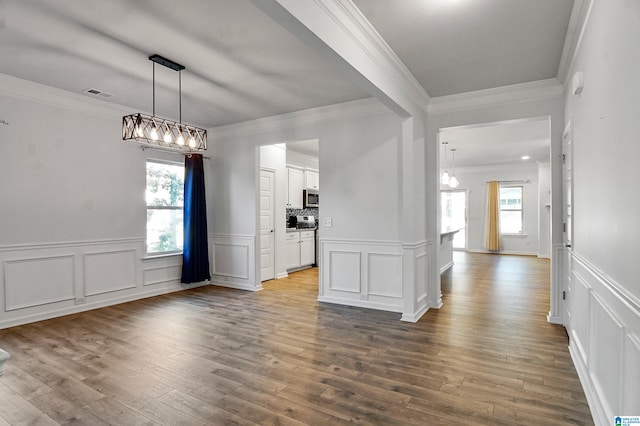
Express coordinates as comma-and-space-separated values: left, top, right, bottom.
440, 141, 451, 185
449, 148, 459, 188
122, 54, 207, 151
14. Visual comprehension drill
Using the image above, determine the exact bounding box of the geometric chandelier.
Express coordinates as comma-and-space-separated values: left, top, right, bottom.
122, 54, 207, 151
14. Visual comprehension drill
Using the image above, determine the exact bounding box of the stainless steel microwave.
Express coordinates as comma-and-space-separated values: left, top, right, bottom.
303, 189, 319, 208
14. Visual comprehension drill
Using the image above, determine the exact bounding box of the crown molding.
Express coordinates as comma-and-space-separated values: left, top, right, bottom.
454, 162, 539, 175
325, 0, 430, 110
0, 73, 133, 119
211, 97, 389, 139
428, 78, 563, 115
251, 0, 428, 117
556, 0, 595, 84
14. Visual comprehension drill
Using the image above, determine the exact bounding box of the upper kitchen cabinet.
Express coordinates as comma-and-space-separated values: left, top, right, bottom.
304, 170, 319, 190
287, 168, 304, 209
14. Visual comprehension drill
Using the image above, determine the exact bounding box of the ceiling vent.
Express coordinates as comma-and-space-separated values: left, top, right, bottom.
83, 88, 113, 98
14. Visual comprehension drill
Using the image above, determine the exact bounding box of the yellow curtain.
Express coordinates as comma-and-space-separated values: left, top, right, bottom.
485, 181, 501, 251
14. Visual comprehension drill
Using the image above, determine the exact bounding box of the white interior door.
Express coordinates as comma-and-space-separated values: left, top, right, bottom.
562, 122, 573, 327
260, 169, 275, 281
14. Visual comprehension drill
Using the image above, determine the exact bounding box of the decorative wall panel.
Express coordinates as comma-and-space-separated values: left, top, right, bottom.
4, 255, 75, 311
84, 250, 137, 296
328, 251, 361, 293
367, 253, 402, 298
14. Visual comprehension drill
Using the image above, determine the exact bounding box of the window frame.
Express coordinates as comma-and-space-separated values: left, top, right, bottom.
145, 159, 185, 257
499, 185, 524, 235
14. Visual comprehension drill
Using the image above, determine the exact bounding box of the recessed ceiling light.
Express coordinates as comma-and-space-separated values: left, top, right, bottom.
521, 155, 530, 160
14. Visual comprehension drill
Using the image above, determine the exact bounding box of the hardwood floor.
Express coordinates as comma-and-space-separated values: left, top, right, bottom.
0, 252, 593, 425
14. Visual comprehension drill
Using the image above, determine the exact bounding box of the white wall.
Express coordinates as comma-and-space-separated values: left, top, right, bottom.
451, 163, 539, 255
0, 75, 205, 329
563, 1, 640, 422
537, 161, 551, 258
207, 99, 433, 317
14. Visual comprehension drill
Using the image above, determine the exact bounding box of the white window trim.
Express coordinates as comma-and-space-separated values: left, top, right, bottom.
499, 184, 524, 235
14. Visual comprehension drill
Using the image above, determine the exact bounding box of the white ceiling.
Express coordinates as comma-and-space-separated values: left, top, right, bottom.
286, 139, 320, 158
0, 0, 368, 128
439, 118, 550, 169
352, 0, 574, 97
0, 1, 574, 165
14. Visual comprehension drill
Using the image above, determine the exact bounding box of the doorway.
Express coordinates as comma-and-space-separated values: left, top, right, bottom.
260, 168, 276, 281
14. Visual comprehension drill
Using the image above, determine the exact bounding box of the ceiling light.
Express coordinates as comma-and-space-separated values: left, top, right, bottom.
448, 148, 459, 188
521, 155, 530, 160
441, 141, 450, 185
122, 54, 207, 152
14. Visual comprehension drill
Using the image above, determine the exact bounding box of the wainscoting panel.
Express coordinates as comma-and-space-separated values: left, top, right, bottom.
212, 244, 249, 278
367, 253, 402, 298
4, 255, 75, 311
571, 271, 591, 366
568, 253, 640, 425
623, 334, 640, 414
416, 252, 428, 303
328, 251, 361, 294
209, 234, 259, 291
0, 238, 203, 329
399, 241, 430, 323
143, 256, 182, 287
588, 293, 624, 417
319, 239, 404, 312
84, 250, 137, 296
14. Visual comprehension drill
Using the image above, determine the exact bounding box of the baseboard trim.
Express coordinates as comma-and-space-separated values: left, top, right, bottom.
317, 296, 402, 314
0, 282, 208, 330
210, 281, 263, 292
401, 304, 429, 323
467, 249, 538, 256
547, 313, 563, 324
440, 260, 454, 274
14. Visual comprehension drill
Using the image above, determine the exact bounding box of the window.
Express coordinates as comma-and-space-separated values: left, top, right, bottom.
499, 186, 523, 234
146, 161, 184, 255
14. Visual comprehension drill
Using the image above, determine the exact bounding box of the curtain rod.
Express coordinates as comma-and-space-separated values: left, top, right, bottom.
138, 144, 210, 159
486, 179, 531, 184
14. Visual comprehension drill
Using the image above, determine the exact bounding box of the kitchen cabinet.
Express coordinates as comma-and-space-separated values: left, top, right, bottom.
286, 230, 315, 270
304, 170, 319, 190
300, 231, 315, 266
287, 168, 304, 209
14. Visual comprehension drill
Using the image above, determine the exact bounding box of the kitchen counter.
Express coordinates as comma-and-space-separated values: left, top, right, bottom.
287, 227, 317, 233
440, 228, 462, 274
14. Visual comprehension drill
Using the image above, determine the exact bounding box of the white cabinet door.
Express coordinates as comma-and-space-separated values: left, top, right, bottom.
300, 231, 315, 266
304, 170, 319, 190
287, 168, 304, 209
286, 232, 301, 270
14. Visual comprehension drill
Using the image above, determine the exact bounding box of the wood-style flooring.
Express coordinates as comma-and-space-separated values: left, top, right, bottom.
0, 252, 593, 425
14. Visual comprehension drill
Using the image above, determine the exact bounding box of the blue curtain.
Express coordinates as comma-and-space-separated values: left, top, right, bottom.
181, 154, 211, 283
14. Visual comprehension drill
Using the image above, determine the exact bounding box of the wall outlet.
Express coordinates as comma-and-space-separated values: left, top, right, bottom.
324, 218, 332, 227
224, 276, 230, 282
75, 297, 85, 305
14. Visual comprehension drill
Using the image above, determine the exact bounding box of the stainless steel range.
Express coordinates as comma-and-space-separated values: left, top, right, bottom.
295, 215, 316, 229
